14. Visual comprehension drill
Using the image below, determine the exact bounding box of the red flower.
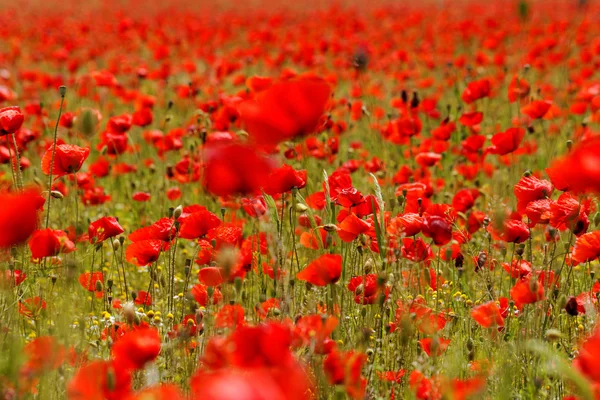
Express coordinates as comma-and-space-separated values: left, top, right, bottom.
488, 127, 525, 155
574, 329, 600, 383
0, 106, 25, 135
337, 214, 370, 242
452, 188, 479, 212
67, 360, 131, 400
510, 277, 544, 306
296, 254, 342, 286
41, 144, 90, 178
239, 76, 330, 146
0, 188, 41, 248
461, 79, 491, 104
241, 196, 267, 218
179, 209, 221, 240
215, 304, 245, 329
198, 267, 225, 287
571, 231, 600, 265
546, 136, 600, 194
471, 301, 504, 328
548, 193, 590, 235
387, 213, 423, 237
422, 205, 454, 246
347, 274, 389, 305
202, 143, 274, 197
487, 218, 530, 243
191, 284, 222, 306
132, 192, 151, 202
135, 291, 152, 306
79, 272, 104, 296
522, 100, 552, 119
458, 111, 483, 127
292, 315, 338, 354
502, 259, 532, 278
88, 217, 124, 244
323, 349, 367, 399
18, 296, 46, 318
419, 337, 450, 356
28, 228, 75, 259
263, 164, 307, 195
508, 76, 530, 103
112, 328, 161, 370
514, 175, 553, 214
125, 239, 163, 266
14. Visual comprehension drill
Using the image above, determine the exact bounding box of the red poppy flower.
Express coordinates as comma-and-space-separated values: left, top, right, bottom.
571, 231, 600, 265
401, 237, 434, 264
202, 143, 274, 197
347, 274, 389, 305
179, 209, 221, 240
415, 152, 442, 167
18, 296, 46, 318
335, 187, 365, 208
296, 254, 342, 286
67, 360, 131, 400
508, 76, 530, 103
241, 196, 267, 218
451, 189, 479, 213
458, 111, 483, 127
211, 304, 244, 329
129, 218, 176, 243
263, 165, 307, 195
112, 328, 161, 370
337, 214, 370, 242
422, 205, 454, 246
292, 315, 338, 354
487, 218, 530, 243
574, 329, 600, 383
522, 100, 552, 119
125, 239, 163, 266
79, 271, 104, 297
198, 267, 225, 287
88, 217, 124, 244
510, 277, 544, 306
135, 291, 152, 306
488, 127, 525, 155
41, 144, 90, 178
502, 259, 532, 278
0, 188, 41, 248
21, 336, 65, 375
548, 193, 590, 235
387, 213, 423, 237
514, 175, 553, 214
0, 106, 25, 135
323, 349, 367, 399
471, 301, 505, 328
2, 269, 26, 287
191, 283, 222, 306
238, 76, 330, 146
546, 136, 600, 194
461, 79, 491, 104
28, 228, 75, 259
419, 337, 450, 356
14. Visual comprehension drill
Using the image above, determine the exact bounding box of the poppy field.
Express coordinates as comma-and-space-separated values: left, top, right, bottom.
3, 0, 600, 398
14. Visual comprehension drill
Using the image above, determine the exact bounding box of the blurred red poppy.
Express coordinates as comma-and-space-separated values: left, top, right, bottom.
239, 76, 330, 146
461, 79, 491, 104
112, 328, 161, 370
0, 188, 41, 248
488, 128, 525, 155
67, 360, 131, 400
470, 301, 504, 328
263, 164, 307, 195
337, 214, 370, 242
125, 239, 163, 266
296, 254, 342, 286
546, 136, 600, 194
29, 228, 76, 259
202, 143, 274, 197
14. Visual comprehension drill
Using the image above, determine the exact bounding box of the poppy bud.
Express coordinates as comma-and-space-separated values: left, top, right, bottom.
365, 348, 374, 357
234, 277, 242, 293
296, 203, 308, 212
95, 280, 103, 292
105, 368, 116, 391
323, 224, 337, 232
544, 329, 562, 342
593, 212, 600, 227
119, 236, 125, 245
59, 85, 67, 97
107, 279, 113, 289
355, 284, 364, 295
172, 205, 182, 220
50, 190, 63, 199
566, 140, 573, 151
131, 291, 137, 302
112, 239, 120, 251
